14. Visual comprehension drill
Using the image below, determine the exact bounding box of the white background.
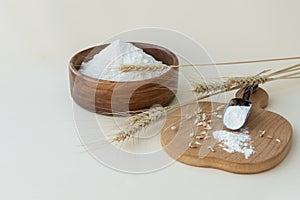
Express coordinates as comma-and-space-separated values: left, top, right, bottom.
1, 0, 300, 199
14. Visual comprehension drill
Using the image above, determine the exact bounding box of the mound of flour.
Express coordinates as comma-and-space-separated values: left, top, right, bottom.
79, 40, 169, 81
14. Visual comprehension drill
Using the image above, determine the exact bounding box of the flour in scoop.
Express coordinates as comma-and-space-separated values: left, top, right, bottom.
79, 40, 168, 81
223, 106, 251, 130
213, 130, 255, 159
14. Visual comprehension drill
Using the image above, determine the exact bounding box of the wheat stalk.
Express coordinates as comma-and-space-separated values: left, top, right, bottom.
112, 64, 300, 143
119, 56, 300, 72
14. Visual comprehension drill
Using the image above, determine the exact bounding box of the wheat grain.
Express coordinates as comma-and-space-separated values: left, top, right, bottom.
276, 139, 281, 143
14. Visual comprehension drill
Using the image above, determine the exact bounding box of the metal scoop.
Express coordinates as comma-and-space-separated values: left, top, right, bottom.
222, 85, 258, 130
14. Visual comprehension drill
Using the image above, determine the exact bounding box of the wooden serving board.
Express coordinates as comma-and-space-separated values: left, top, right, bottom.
161, 88, 293, 174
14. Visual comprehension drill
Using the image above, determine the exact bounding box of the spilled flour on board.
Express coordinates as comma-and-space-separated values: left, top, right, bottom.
213, 128, 255, 159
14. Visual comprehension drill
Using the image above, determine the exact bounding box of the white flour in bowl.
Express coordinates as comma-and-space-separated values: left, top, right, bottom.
79, 40, 170, 82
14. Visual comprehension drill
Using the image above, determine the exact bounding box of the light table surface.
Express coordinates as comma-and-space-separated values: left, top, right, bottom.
1, 0, 300, 199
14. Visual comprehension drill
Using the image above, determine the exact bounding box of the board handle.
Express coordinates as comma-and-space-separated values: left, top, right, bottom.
235, 87, 269, 109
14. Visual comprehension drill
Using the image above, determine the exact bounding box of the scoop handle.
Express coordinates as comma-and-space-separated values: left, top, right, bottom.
235, 87, 269, 109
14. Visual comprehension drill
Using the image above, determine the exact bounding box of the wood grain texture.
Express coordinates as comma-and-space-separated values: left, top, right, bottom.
69, 42, 179, 114
161, 88, 293, 174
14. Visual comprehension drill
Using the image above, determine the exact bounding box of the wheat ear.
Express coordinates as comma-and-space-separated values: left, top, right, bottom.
112, 106, 171, 142
193, 75, 269, 94
120, 64, 171, 72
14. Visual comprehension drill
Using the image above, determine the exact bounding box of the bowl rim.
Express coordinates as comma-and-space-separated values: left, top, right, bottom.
69, 41, 179, 84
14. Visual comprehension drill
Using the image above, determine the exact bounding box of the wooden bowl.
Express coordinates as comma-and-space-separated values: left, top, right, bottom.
69, 42, 179, 115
